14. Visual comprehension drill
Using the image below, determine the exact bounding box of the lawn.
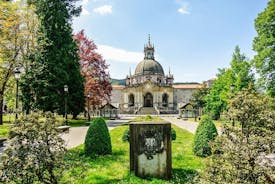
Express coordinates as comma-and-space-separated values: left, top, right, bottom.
130, 115, 164, 122
0, 124, 10, 138
61, 124, 206, 183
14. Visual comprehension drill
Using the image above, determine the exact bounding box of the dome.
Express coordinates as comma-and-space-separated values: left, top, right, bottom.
134, 59, 164, 76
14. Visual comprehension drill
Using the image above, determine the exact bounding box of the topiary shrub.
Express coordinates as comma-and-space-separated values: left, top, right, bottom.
193, 115, 218, 157
122, 128, 130, 142
84, 117, 112, 157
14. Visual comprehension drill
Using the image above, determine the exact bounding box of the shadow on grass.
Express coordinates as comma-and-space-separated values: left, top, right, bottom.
172, 168, 198, 184
87, 174, 121, 184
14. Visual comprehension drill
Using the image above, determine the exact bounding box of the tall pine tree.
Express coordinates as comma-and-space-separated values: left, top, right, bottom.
22, 0, 84, 118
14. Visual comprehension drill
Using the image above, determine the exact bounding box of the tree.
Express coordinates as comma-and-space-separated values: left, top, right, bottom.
190, 83, 209, 119
253, 0, 275, 97
17, 3, 40, 114
0, 112, 66, 184
200, 90, 275, 184
22, 0, 84, 118
74, 30, 112, 109
228, 88, 275, 134
206, 46, 254, 119
0, 1, 22, 125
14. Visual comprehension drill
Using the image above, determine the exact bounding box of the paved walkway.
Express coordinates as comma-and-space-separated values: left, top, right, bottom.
161, 116, 222, 134
61, 117, 133, 149
161, 116, 199, 134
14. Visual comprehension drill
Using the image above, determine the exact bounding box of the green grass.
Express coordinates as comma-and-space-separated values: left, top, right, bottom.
61, 125, 206, 183
0, 124, 11, 138
131, 115, 164, 122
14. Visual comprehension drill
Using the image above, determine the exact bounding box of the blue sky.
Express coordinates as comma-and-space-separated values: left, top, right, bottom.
73, 0, 268, 83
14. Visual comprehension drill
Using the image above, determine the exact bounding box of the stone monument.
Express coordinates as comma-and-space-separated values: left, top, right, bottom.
130, 122, 172, 180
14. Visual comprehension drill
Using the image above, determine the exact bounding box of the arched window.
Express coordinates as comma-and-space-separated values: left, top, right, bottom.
144, 93, 153, 107
162, 93, 168, 107
128, 94, 135, 107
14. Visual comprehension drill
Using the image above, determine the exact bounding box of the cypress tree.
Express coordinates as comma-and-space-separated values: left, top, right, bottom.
22, 0, 84, 118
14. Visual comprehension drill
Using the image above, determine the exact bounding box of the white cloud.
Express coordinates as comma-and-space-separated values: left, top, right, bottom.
81, 0, 89, 5
93, 5, 112, 15
176, 1, 190, 15
97, 45, 143, 63
81, 7, 90, 15
178, 7, 190, 15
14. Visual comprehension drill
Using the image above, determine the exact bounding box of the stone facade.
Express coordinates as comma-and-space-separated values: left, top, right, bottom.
110, 37, 201, 114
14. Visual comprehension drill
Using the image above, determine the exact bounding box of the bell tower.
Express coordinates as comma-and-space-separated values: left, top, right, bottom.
144, 34, 155, 60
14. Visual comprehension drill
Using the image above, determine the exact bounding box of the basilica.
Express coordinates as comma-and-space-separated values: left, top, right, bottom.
110, 37, 202, 114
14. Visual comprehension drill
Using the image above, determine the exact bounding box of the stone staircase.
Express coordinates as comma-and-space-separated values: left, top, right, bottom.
137, 107, 158, 115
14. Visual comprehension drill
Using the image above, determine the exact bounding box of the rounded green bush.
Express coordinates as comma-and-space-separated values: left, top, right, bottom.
193, 115, 218, 157
122, 128, 130, 142
84, 117, 112, 156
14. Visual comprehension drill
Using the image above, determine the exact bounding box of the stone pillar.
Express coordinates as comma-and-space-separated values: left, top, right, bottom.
130, 122, 172, 180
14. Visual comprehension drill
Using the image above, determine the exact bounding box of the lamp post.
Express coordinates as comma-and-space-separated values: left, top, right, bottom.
230, 84, 235, 127
87, 92, 91, 122
14, 67, 21, 119
64, 85, 68, 125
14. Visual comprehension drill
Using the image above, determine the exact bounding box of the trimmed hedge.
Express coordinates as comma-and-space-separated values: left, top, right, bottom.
193, 115, 217, 157
84, 117, 112, 157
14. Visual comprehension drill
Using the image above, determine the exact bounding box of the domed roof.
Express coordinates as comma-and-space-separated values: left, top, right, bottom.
134, 59, 164, 76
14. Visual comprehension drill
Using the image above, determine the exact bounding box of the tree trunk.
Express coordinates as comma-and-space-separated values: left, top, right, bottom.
72, 113, 77, 120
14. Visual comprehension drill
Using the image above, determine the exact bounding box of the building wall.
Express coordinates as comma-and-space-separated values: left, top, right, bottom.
110, 88, 123, 108
174, 88, 196, 108
110, 85, 199, 111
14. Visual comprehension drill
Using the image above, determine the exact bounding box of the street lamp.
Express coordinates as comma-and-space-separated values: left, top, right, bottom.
64, 85, 68, 125
14, 67, 21, 119
87, 92, 91, 122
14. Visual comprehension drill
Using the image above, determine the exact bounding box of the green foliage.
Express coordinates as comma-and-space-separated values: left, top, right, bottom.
84, 117, 112, 157
193, 115, 218, 157
22, 0, 84, 118
62, 125, 205, 183
122, 128, 130, 142
253, 0, 275, 97
0, 124, 10, 138
171, 127, 177, 141
228, 88, 275, 133
0, 112, 66, 184
200, 126, 275, 184
190, 83, 209, 111
122, 127, 177, 142
200, 90, 275, 183
206, 46, 254, 119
